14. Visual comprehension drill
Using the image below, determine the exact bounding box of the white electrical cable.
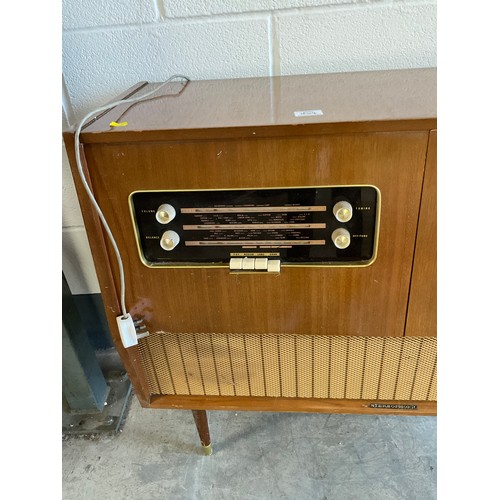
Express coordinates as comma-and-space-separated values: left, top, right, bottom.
74, 75, 190, 318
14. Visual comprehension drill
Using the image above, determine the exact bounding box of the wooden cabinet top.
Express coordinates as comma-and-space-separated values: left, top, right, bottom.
81, 68, 436, 142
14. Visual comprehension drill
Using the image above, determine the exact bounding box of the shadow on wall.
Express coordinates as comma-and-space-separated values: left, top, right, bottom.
72, 293, 114, 350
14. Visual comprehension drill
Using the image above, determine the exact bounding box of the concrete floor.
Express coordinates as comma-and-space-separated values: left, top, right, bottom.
62, 396, 436, 500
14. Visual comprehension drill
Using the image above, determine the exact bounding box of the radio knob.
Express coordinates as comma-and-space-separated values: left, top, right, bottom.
160, 230, 180, 251
331, 228, 351, 249
333, 201, 353, 223
156, 204, 176, 224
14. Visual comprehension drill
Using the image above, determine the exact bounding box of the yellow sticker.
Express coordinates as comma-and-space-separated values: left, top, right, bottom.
109, 121, 128, 127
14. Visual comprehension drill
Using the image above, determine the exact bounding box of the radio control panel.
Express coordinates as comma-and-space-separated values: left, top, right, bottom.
129, 186, 380, 268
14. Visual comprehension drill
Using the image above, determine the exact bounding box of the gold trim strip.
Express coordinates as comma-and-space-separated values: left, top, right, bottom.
181, 206, 327, 214
185, 240, 325, 247
183, 223, 326, 230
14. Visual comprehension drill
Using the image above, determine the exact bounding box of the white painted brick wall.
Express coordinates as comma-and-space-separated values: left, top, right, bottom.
62, 228, 102, 295
62, 0, 436, 294
62, 145, 84, 228
63, 18, 271, 121
163, 0, 366, 18
62, 0, 158, 30
277, 3, 437, 74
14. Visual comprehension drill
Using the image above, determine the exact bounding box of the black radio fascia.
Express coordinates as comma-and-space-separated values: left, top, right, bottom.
129, 185, 380, 267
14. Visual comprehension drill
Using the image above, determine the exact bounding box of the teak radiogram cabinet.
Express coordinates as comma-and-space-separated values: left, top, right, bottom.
64, 68, 437, 453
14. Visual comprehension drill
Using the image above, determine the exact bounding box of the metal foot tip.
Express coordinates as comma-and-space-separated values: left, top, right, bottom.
202, 444, 213, 456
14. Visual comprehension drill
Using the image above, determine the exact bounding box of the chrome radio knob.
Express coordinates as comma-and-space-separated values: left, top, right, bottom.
331, 228, 351, 249
333, 201, 353, 223
156, 204, 176, 224
160, 230, 180, 251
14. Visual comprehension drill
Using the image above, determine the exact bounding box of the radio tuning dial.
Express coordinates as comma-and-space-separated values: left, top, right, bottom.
333, 201, 353, 223
156, 204, 176, 224
331, 228, 351, 249
160, 230, 180, 251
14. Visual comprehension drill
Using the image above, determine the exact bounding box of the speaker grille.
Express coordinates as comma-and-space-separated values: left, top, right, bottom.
138, 333, 436, 401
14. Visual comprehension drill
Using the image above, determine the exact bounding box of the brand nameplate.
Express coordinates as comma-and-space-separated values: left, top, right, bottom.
369, 403, 418, 410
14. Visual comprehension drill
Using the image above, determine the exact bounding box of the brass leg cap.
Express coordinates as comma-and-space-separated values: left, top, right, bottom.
202, 444, 213, 456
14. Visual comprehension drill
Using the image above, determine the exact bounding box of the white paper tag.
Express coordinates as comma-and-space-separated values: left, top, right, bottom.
294, 109, 324, 117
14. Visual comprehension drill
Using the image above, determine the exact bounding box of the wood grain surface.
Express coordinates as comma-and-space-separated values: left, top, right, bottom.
82, 68, 436, 139
149, 395, 437, 416
64, 133, 153, 404
65, 70, 437, 410
83, 131, 428, 339
406, 131, 437, 337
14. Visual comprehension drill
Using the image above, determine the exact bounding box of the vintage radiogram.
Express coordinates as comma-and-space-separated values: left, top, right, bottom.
64, 68, 437, 453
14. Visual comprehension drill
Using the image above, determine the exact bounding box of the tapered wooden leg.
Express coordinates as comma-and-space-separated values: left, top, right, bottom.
192, 410, 212, 455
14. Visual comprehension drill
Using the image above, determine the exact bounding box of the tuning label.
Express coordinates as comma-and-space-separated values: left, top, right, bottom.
130, 185, 380, 267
